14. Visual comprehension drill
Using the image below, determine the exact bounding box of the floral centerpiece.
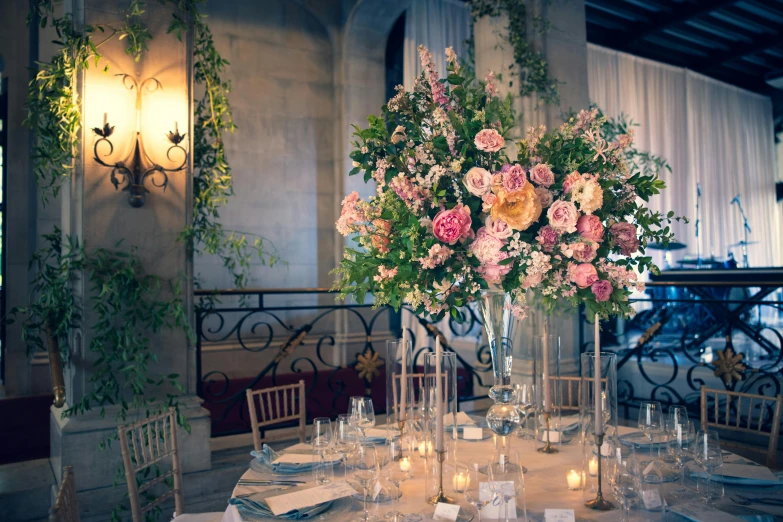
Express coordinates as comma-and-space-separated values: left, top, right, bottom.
333, 46, 680, 414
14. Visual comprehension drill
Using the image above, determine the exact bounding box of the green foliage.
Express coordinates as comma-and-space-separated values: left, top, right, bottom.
467, 0, 560, 105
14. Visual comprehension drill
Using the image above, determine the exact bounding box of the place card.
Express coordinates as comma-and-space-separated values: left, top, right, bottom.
539, 430, 561, 443
444, 411, 475, 426
669, 502, 743, 522
479, 481, 515, 519
600, 442, 612, 456
462, 426, 484, 440
433, 502, 461, 521
265, 481, 356, 516
544, 509, 575, 522
642, 489, 662, 510
717, 463, 778, 481
372, 480, 383, 500
364, 428, 390, 439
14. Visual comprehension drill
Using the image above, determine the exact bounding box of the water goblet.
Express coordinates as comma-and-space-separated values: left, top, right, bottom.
638, 401, 664, 461
350, 396, 376, 438
348, 442, 380, 522
464, 458, 494, 522
492, 450, 527, 522
382, 439, 412, 521
694, 430, 723, 504
311, 418, 333, 484
513, 383, 535, 439
611, 451, 641, 522
334, 414, 359, 479
667, 420, 696, 499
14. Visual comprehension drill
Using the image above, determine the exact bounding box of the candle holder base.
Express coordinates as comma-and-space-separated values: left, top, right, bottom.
427, 492, 456, 505
537, 413, 559, 454
585, 433, 615, 511
427, 450, 455, 505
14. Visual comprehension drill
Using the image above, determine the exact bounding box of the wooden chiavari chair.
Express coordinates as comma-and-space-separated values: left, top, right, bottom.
700, 385, 783, 468
49, 466, 79, 522
246, 380, 307, 451
118, 407, 223, 522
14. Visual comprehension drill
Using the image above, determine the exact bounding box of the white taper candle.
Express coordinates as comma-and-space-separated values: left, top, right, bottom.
435, 337, 444, 452
594, 319, 603, 436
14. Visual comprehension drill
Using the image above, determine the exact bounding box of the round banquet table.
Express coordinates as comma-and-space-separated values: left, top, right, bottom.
221, 425, 783, 522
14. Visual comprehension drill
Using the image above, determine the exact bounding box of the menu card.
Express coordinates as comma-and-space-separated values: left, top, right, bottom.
433, 502, 461, 521
669, 502, 743, 522
265, 481, 356, 516
544, 509, 575, 522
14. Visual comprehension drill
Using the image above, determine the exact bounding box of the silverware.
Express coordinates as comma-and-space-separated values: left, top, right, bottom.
237, 480, 305, 486
731, 494, 783, 506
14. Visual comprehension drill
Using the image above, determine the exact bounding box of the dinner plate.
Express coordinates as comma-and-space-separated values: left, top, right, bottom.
236, 496, 353, 521
445, 414, 486, 432
685, 466, 783, 487
619, 430, 680, 448
249, 453, 340, 477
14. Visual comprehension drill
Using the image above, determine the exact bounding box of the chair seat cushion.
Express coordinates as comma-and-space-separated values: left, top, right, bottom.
172, 512, 226, 522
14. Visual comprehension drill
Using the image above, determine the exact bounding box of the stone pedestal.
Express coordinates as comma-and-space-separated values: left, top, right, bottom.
50, 0, 211, 505
475, 0, 589, 375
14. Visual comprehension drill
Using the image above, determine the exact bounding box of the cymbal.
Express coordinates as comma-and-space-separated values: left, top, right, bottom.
728, 241, 759, 248
647, 241, 687, 251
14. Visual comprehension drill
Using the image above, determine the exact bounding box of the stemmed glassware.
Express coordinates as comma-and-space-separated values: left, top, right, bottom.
334, 414, 359, 479
382, 438, 412, 521
350, 397, 376, 439
349, 442, 380, 522
492, 450, 527, 522
694, 430, 723, 504
611, 449, 640, 522
464, 458, 494, 522
513, 383, 535, 439
667, 420, 696, 499
311, 417, 333, 484
638, 401, 664, 461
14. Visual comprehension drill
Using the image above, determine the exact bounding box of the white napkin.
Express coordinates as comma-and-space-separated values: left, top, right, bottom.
284, 442, 315, 453
716, 463, 777, 481
272, 453, 341, 465
444, 411, 475, 426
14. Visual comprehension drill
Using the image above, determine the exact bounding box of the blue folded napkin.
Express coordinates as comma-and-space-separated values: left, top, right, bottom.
251, 444, 332, 474
229, 490, 333, 520
687, 465, 783, 486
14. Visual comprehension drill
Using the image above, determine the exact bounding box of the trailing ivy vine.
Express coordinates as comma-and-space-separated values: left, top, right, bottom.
467, 0, 560, 106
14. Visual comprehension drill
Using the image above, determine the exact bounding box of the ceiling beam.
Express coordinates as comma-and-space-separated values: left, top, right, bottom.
585, 0, 652, 22
626, 0, 739, 44
698, 30, 783, 73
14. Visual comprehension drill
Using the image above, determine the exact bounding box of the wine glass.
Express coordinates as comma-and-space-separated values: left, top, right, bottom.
349, 442, 380, 522
311, 417, 333, 484
334, 414, 359, 479
464, 458, 494, 522
638, 401, 664, 461
667, 420, 696, 499
611, 450, 640, 522
694, 430, 723, 504
382, 439, 412, 521
492, 450, 526, 522
350, 396, 376, 438
513, 383, 535, 439
668, 405, 689, 431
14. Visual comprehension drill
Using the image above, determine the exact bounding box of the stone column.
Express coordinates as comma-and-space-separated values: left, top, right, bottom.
50, 0, 210, 510
475, 0, 589, 377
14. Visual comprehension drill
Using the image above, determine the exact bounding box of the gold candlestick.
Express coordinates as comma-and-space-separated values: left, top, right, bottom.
537, 412, 558, 454
392, 419, 407, 461
585, 433, 615, 511
427, 450, 455, 505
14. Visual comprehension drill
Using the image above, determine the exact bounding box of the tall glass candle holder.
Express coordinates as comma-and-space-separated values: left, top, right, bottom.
424, 351, 457, 504
580, 353, 618, 450
386, 338, 414, 457
534, 335, 561, 453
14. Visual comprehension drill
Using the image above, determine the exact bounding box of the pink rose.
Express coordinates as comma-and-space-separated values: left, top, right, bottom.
502, 164, 527, 193
477, 263, 511, 285
529, 163, 555, 188
433, 204, 473, 245
610, 222, 640, 256
485, 216, 513, 240
535, 187, 553, 208
474, 129, 505, 153
521, 271, 543, 289
535, 225, 560, 252
469, 228, 511, 284
547, 200, 580, 233
576, 215, 604, 242
482, 193, 497, 212
571, 263, 598, 289
463, 167, 492, 197
572, 241, 597, 263
563, 171, 582, 193
591, 279, 613, 302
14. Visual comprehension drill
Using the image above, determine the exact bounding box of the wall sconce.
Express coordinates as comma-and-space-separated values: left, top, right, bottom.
92, 74, 187, 208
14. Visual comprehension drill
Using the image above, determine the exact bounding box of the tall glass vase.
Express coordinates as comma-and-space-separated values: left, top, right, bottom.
478, 288, 520, 436
386, 339, 413, 456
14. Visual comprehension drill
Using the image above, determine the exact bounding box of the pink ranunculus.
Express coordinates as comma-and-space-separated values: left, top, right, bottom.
529, 163, 555, 188
547, 200, 580, 233
474, 129, 505, 153
571, 263, 598, 289
433, 204, 473, 245
485, 216, 513, 240
572, 241, 597, 263
463, 167, 492, 197
610, 222, 640, 256
535, 187, 554, 208
591, 279, 613, 302
482, 193, 497, 212
535, 225, 560, 252
502, 164, 527, 193
563, 171, 582, 193
576, 214, 604, 242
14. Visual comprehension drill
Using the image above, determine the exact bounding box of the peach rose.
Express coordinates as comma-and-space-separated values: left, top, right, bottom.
547, 200, 579, 233
474, 129, 505, 152
463, 167, 492, 197
491, 184, 543, 231
576, 214, 604, 242
535, 187, 554, 208
571, 263, 598, 289
529, 163, 555, 187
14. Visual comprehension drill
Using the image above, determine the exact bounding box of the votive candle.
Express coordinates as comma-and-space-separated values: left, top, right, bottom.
399, 457, 412, 472
453, 471, 468, 492
588, 456, 598, 477
567, 469, 582, 490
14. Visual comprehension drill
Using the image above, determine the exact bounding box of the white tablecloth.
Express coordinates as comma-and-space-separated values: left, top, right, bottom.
222, 426, 783, 521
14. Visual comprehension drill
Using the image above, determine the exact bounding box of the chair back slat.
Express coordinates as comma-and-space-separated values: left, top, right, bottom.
118, 407, 185, 522
50, 466, 80, 522
700, 385, 783, 469
246, 380, 307, 451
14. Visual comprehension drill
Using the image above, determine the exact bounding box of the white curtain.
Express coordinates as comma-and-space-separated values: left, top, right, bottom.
403, 0, 471, 90
402, 0, 472, 347
588, 44, 781, 269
